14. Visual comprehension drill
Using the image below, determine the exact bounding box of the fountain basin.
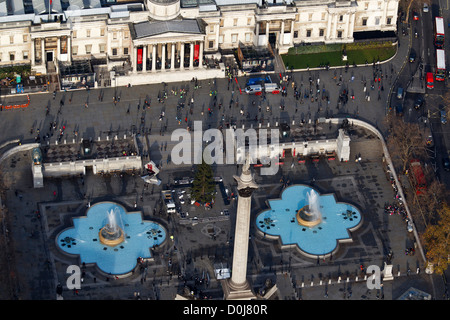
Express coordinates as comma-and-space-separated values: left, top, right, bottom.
56, 201, 167, 276
256, 185, 363, 258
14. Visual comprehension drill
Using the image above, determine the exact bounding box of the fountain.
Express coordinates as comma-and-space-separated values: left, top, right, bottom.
99, 208, 125, 246
296, 190, 322, 227
255, 185, 363, 258
56, 202, 167, 275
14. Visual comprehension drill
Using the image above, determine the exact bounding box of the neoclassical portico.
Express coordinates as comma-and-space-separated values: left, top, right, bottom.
130, 20, 205, 74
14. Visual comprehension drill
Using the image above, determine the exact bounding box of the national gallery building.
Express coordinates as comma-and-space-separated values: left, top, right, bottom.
0, 0, 399, 86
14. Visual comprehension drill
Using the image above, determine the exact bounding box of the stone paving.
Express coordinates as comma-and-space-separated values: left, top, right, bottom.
0, 32, 446, 301
0, 124, 445, 300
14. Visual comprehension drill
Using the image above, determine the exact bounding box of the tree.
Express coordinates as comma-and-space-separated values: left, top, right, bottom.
422, 203, 450, 275
385, 115, 428, 173
191, 160, 216, 204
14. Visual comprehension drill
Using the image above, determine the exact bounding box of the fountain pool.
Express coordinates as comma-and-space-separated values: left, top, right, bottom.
256, 185, 363, 258
56, 201, 166, 276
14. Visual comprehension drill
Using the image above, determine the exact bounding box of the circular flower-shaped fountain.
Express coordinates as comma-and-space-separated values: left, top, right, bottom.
56, 202, 167, 276
256, 185, 363, 258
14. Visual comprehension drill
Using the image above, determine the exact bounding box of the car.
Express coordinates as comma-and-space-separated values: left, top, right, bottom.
396, 87, 404, 99
414, 96, 424, 109
423, 3, 429, 12
441, 110, 447, 124
443, 157, 450, 171
409, 51, 416, 62
413, 11, 419, 20
396, 104, 404, 116
245, 85, 262, 95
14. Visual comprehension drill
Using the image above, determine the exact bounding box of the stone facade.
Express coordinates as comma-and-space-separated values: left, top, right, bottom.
0, 0, 398, 78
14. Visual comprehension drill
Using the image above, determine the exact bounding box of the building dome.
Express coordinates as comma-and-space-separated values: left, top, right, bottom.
147, 0, 180, 20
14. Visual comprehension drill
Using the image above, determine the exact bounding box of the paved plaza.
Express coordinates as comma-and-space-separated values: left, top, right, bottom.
0, 123, 444, 300
0, 30, 447, 301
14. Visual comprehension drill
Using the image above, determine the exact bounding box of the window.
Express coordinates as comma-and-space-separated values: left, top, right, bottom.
86, 29, 91, 38
124, 47, 129, 55
72, 46, 78, 55
210, 25, 215, 33
321, 13, 326, 21
9, 52, 15, 61
319, 29, 324, 37
73, 30, 77, 38
245, 33, 251, 42
112, 48, 117, 56
362, 18, 367, 26
124, 32, 129, 39
364, 2, 369, 10
377, 1, 382, 9
220, 19, 224, 27
293, 31, 298, 38
100, 28, 105, 37
0, 53, 2, 62
99, 44, 106, 53
113, 32, 118, 40
9, 36, 14, 44
218, 35, 224, 44
208, 41, 214, 48
387, 17, 392, 25
337, 30, 342, 38
306, 29, 312, 37
375, 17, 380, 25
247, 18, 251, 25
23, 51, 29, 60
233, 19, 238, 27
85, 44, 92, 54
308, 13, 313, 22
339, 15, 343, 22
231, 34, 238, 43
23, 34, 28, 43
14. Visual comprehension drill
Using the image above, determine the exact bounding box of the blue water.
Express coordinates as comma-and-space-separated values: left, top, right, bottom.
57, 202, 166, 275
256, 185, 362, 256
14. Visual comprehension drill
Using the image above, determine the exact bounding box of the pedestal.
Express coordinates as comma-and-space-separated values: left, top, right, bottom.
222, 279, 256, 300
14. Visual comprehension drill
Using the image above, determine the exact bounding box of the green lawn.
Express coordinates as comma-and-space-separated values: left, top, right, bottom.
281, 43, 397, 69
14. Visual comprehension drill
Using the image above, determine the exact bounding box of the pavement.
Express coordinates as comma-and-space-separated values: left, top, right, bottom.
0, 34, 447, 303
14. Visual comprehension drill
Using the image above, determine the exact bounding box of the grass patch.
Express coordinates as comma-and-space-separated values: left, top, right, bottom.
282, 41, 397, 69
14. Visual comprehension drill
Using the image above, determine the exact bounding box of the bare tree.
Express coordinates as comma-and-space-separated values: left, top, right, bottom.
385, 115, 428, 173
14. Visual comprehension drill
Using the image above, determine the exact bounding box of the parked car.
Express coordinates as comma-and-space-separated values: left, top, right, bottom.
413, 11, 419, 20
443, 157, 450, 171
396, 87, 404, 99
409, 50, 416, 62
396, 104, 404, 116
441, 110, 447, 124
423, 3, 429, 12
414, 96, 424, 109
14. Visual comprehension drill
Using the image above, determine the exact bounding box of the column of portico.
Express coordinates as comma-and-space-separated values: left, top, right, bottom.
290, 20, 294, 46
143, 45, 147, 71
171, 43, 175, 70
198, 41, 203, 68
161, 43, 166, 70
189, 42, 194, 69
31, 39, 35, 66
180, 42, 185, 70
152, 44, 156, 72
279, 20, 285, 46
349, 12, 355, 39
67, 36, 71, 63
41, 38, 45, 66
255, 22, 260, 46
56, 37, 61, 61
265, 21, 270, 45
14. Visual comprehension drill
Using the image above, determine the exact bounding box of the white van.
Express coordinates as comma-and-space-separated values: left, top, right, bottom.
245, 85, 263, 95
264, 83, 281, 94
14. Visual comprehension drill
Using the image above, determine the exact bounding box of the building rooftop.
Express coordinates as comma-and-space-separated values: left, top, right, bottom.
131, 19, 202, 39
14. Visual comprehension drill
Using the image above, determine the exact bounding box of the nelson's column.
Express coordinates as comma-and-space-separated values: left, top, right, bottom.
222, 158, 258, 300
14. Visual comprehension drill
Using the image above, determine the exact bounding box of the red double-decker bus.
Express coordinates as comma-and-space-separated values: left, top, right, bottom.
410, 159, 427, 195
435, 17, 445, 48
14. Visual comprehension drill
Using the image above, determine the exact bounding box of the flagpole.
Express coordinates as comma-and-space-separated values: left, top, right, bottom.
48, 0, 51, 21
